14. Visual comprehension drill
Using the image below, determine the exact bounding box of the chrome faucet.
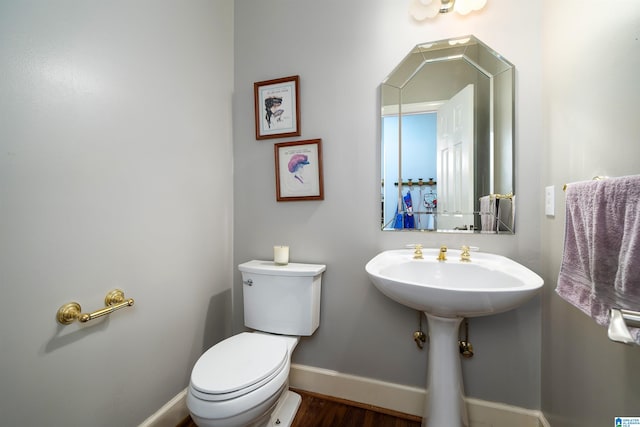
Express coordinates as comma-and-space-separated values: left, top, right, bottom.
437, 245, 447, 261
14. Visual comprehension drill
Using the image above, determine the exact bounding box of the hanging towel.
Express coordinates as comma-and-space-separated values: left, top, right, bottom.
393, 205, 404, 229
425, 213, 435, 230
393, 195, 404, 229
556, 175, 640, 344
479, 195, 496, 232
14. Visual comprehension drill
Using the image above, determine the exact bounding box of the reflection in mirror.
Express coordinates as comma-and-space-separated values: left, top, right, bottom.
381, 36, 515, 234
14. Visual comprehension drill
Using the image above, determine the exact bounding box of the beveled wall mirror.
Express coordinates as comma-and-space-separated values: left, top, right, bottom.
381, 35, 515, 234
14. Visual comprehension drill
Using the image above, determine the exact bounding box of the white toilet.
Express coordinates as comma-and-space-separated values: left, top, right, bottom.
187, 260, 326, 427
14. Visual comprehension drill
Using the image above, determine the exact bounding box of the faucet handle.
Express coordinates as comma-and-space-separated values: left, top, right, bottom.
437, 245, 447, 261
410, 244, 424, 259
460, 245, 477, 262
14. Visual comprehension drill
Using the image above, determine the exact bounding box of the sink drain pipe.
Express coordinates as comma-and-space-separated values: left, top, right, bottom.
459, 318, 474, 358
413, 311, 427, 349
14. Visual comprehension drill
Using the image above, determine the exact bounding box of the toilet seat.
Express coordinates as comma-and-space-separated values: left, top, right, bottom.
190, 332, 289, 402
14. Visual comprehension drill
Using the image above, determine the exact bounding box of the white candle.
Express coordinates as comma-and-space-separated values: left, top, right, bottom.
274, 246, 289, 265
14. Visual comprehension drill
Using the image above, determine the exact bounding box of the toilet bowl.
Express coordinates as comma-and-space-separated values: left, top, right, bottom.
187, 260, 326, 427
187, 333, 299, 427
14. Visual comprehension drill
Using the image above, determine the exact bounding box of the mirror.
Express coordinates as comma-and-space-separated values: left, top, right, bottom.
381, 35, 515, 233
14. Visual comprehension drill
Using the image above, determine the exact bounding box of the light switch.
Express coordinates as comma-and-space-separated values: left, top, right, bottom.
545, 185, 555, 216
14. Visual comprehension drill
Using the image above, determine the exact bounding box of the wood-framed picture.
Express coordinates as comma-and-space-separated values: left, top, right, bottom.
274, 139, 324, 202
254, 75, 301, 140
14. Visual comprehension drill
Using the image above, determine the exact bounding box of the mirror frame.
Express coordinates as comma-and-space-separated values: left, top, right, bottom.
380, 35, 515, 234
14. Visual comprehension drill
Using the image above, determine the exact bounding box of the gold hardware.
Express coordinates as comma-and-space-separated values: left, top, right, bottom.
414, 330, 426, 349
437, 245, 447, 261
460, 246, 471, 262
413, 244, 423, 259
56, 289, 134, 325
56, 302, 82, 325
414, 311, 427, 349
459, 319, 474, 358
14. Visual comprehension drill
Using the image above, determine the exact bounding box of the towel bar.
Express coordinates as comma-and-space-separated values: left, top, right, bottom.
562, 176, 608, 192
618, 308, 640, 328
608, 308, 640, 345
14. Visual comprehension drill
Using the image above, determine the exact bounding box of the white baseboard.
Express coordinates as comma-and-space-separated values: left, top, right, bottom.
138, 388, 189, 427
290, 363, 425, 416
141, 365, 550, 427
290, 363, 550, 427
539, 412, 552, 427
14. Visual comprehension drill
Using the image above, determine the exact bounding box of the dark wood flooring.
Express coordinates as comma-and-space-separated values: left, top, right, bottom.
179, 388, 422, 427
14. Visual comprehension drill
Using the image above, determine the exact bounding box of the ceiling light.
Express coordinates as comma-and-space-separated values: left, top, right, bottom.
409, 0, 487, 20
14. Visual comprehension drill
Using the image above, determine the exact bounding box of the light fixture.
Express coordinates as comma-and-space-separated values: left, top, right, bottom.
409, 0, 487, 20
439, 0, 456, 13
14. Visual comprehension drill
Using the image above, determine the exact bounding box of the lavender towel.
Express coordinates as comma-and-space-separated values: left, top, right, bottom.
556, 175, 640, 343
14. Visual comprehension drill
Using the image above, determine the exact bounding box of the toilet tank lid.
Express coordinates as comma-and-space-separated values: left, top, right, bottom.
238, 260, 326, 276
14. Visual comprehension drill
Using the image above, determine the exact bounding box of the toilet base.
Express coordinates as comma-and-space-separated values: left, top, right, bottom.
267, 390, 302, 427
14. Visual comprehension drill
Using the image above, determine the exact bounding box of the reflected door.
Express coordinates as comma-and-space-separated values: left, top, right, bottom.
436, 84, 474, 230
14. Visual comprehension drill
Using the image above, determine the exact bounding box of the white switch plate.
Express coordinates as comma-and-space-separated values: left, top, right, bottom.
545, 185, 555, 216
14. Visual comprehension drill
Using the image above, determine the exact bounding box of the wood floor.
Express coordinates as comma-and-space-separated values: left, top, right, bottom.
179, 388, 422, 427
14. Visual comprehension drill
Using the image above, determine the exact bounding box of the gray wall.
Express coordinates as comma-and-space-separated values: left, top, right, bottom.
3, 1, 637, 426
233, 0, 544, 409
541, 1, 640, 425
0, 1, 234, 426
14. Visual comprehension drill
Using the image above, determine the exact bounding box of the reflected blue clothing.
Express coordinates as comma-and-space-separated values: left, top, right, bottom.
403, 191, 415, 229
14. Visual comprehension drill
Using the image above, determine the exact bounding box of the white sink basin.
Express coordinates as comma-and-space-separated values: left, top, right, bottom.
365, 248, 543, 318
365, 248, 543, 426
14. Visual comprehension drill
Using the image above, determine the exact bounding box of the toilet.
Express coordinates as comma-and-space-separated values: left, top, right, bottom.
187, 260, 326, 427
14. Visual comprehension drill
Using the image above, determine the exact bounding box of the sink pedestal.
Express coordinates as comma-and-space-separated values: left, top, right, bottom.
366, 249, 544, 427
423, 314, 468, 427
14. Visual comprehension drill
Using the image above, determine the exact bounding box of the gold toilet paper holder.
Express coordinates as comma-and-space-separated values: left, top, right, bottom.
56, 289, 134, 325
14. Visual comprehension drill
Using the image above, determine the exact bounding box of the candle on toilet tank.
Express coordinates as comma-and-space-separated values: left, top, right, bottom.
274, 246, 289, 265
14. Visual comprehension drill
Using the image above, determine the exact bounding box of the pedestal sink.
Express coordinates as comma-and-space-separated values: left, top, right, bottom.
365, 248, 543, 427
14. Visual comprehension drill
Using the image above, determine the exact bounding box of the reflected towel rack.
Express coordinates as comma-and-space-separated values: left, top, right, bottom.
393, 178, 437, 187
486, 192, 513, 200
562, 175, 608, 192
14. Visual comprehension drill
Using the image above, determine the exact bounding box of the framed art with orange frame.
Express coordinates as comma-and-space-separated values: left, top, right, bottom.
254, 75, 300, 140
274, 139, 324, 201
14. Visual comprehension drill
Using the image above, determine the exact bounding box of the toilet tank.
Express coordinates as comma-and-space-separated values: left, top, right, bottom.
238, 260, 326, 336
